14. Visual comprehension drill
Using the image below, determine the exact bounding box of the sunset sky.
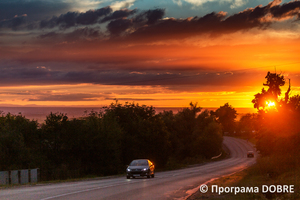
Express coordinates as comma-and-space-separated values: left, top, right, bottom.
0, 0, 300, 109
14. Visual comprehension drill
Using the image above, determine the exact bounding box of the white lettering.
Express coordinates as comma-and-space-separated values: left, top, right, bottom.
225, 187, 230, 193
240, 187, 245, 193
262, 185, 268, 193
277, 185, 282, 193
212, 185, 293, 195
283, 185, 289, 193
262, 185, 294, 193
290, 185, 294, 193
269, 185, 276, 193
234, 187, 240, 195
212, 185, 218, 193
245, 187, 253, 193
219, 187, 224, 195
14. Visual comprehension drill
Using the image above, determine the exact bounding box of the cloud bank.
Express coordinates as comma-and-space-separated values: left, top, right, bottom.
0, 0, 299, 105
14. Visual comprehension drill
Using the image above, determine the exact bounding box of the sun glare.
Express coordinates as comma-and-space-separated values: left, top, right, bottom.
266, 101, 276, 108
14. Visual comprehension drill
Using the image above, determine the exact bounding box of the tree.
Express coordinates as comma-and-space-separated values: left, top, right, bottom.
196, 121, 223, 158
252, 72, 300, 159
263, 71, 285, 99
212, 103, 237, 135
236, 113, 257, 138
252, 72, 285, 111
103, 101, 170, 168
287, 94, 300, 112
171, 102, 201, 160
0, 113, 40, 170
40, 112, 69, 168
160, 103, 223, 162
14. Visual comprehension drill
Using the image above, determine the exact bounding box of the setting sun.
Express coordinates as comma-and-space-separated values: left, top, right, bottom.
266, 101, 276, 108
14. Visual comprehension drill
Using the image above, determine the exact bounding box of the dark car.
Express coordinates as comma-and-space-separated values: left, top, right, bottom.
247, 151, 254, 158
126, 159, 155, 179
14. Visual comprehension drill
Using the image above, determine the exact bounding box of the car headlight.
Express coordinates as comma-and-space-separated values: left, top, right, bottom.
143, 168, 148, 171
127, 168, 131, 171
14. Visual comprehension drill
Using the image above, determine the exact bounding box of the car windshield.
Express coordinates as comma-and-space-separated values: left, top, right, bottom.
129, 160, 148, 166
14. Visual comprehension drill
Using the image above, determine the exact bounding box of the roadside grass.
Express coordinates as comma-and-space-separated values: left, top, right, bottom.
0, 174, 126, 189
164, 148, 229, 171
188, 156, 300, 200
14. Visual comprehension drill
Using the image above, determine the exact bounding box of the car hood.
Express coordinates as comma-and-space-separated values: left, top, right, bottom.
127, 166, 148, 170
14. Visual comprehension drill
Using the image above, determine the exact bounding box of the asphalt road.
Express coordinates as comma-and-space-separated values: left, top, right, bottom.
0, 136, 256, 200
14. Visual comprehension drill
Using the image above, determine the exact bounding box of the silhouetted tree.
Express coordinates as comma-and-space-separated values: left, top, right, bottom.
212, 103, 237, 135
161, 102, 223, 162
0, 113, 40, 170
41, 113, 69, 168
263, 71, 285, 98
236, 113, 257, 138
252, 72, 285, 111
252, 72, 300, 160
103, 101, 171, 168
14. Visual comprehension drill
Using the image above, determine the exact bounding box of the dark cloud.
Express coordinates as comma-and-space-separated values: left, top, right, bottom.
55, 11, 78, 28
132, 8, 165, 26
144, 8, 165, 25
101, 9, 137, 23
122, 0, 300, 41
0, 15, 27, 30
1, 0, 300, 39
38, 27, 102, 42
28, 93, 106, 101
40, 7, 112, 29
104, 98, 178, 101
40, 16, 59, 29
26, 94, 179, 103
107, 18, 133, 35
270, 0, 300, 19
104, 8, 165, 36
0, 63, 261, 89
76, 8, 112, 25
0, 67, 61, 86
66, 27, 101, 40
38, 7, 163, 37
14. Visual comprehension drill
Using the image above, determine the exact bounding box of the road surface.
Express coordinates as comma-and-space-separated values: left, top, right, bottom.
0, 136, 256, 200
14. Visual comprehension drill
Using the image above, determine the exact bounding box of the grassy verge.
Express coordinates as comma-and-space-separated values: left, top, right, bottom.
188, 157, 300, 200
164, 148, 229, 171
0, 174, 127, 189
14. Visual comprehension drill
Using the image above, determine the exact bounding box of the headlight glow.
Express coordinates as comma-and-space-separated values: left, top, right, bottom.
127, 168, 131, 171
143, 168, 148, 171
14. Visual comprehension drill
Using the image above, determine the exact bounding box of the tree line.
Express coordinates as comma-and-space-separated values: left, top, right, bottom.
0, 101, 235, 180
